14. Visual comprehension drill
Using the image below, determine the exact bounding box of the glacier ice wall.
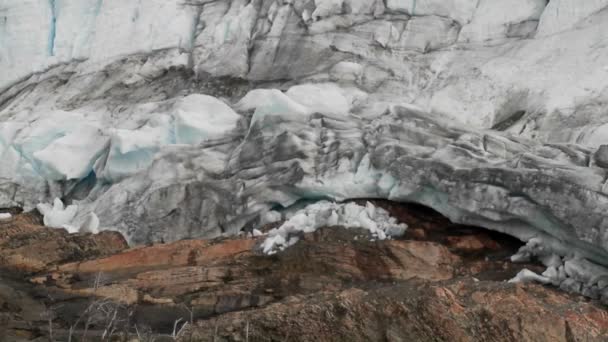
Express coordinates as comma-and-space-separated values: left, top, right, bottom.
1, 0, 608, 269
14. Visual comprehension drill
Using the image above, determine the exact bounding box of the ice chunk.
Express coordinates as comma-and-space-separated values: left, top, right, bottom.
0, 213, 12, 221
79, 212, 100, 234
564, 258, 608, 284
37, 199, 100, 234
5, 111, 106, 181
236, 89, 310, 124
13, 111, 90, 158
329, 62, 364, 82
312, 0, 344, 19
33, 126, 108, 180
539, 254, 562, 268
509, 268, 551, 284
510, 237, 554, 263
262, 210, 282, 225
100, 96, 239, 182
261, 201, 407, 254
542, 266, 563, 286
0, 122, 43, 182
173, 95, 240, 145
101, 115, 172, 182
286, 83, 358, 116
61, 224, 81, 234
37, 198, 78, 229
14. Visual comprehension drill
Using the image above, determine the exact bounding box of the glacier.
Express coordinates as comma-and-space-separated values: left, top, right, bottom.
1, 0, 608, 298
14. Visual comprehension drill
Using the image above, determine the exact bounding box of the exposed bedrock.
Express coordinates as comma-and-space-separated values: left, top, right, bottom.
2, 208, 608, 341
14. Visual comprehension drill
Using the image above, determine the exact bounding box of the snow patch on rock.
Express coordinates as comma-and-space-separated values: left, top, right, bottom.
261, 201, 408, 254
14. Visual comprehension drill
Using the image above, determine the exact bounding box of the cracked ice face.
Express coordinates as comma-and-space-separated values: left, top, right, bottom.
1, 0, 608, 278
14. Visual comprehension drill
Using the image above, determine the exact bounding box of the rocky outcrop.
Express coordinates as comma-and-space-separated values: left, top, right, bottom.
1, 204, 607, 341
185, 280, 608, 342
0, 210, 127, 273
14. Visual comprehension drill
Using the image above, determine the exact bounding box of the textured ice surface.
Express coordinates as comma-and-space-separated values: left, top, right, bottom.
459, 0, 546, 42
101, 116, 173, 182
509, 269, 552, 285
537, 0, 608, 36
2, 0, 608, 291
261, 201, 408, 254
0, 0, 194, 89
510, 240, 608, 300
174, 95, 240, 144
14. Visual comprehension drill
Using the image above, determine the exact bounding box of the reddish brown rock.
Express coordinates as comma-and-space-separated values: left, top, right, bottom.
182, 280, 608, 342
446, 233, 501, 252
0, 207, 606, 341
0, 212, 128, 273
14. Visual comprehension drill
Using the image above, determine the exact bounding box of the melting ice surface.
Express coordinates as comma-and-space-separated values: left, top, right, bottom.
37, 198, 78, 230
2, 0, 608, 302
0, 95, 241, 185
509, 238, 608, 300
37, 198, 99, 234
261, 201, 408, 255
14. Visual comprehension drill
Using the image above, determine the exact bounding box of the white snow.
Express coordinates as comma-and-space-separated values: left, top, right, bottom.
37, 198, 102, 234
261, 201, 407, 254
0, 213, 12, 221
508, 268, 552, 284
37, 198, 79, 229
